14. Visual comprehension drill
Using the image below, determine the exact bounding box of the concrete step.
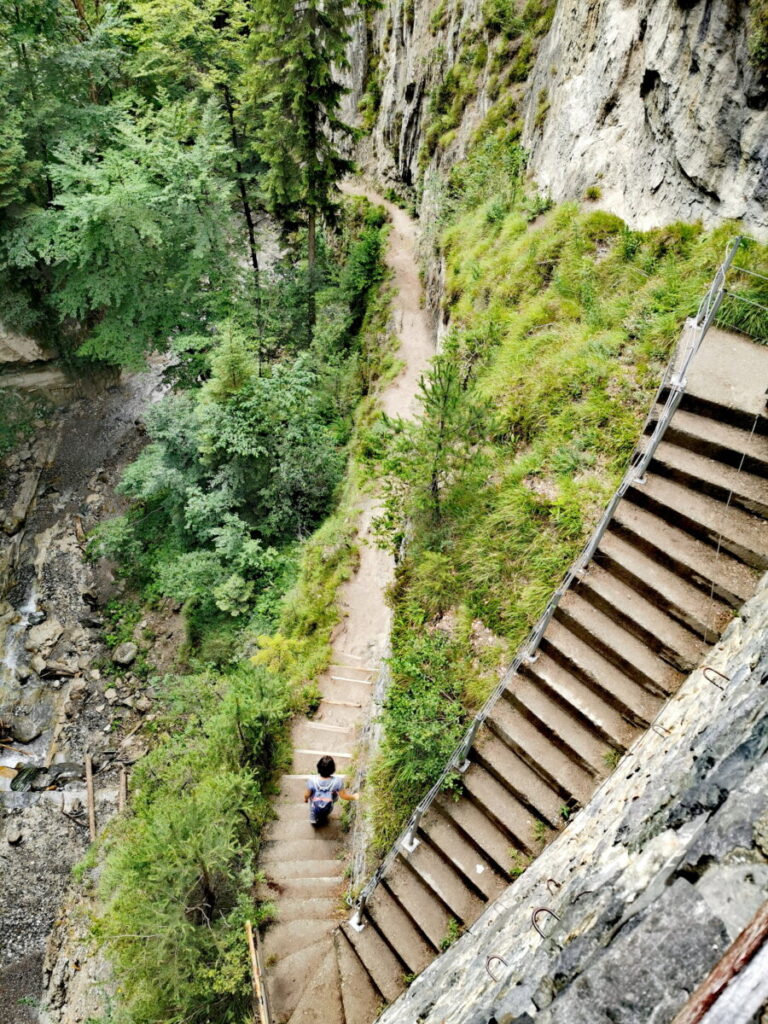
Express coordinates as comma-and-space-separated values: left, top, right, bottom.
292, 748, 354, 774
664, 408, 768, 475
262, 919, 334, 962
556, 591, 682, 697
435, 791, 514, 880
292, 719, 356, 753
328, 663, 377, 680
336, 928, 385, 1024
420, 806, 507, 902
576, 564, 705, 673
612, 501, 758, 605
261, 838, 341, 864
461, 762, 538, 855
472, 730, 563, 828
266, 938, 330, 1022
258, 876, 344, 902
597, 529, 733, 640
383, 856, 452, 950
262, 858, 346, 880
341, 919, 405, 1004
406, 833, 484, 926
318, 676, 374, 705
265, 814, 344, 841
505, 673, 610, 773
521, 652, 637, 749
288, 946, 345, 1024
367, 882, 434, 973
486, 697, 595, 805
542, 620, 661, 725
311, 699, 365, 728
275, 897, 341, 923
652, 439, 768, 517
629, 475, 768, 570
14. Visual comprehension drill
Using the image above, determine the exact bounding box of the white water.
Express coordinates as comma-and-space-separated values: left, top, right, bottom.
1, 584, 38, 687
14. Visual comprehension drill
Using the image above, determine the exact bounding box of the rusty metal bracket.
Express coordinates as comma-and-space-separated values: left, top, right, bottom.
531, 907, 560, 938
702, 665, 730, 691
486, 955, 507, 982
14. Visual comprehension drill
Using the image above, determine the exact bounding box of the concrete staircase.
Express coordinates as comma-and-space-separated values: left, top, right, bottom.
260, 330, 768, 1023
259, 656, 382, 1024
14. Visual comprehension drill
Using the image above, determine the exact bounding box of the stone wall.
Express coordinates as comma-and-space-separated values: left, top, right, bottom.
350, 0, 768, 241
522, 0, 768, 239
376, 574, 768, 1024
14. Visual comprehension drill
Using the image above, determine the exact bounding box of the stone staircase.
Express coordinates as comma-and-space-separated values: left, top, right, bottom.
259, 656, 382, 1024
259, 330, 768, 1024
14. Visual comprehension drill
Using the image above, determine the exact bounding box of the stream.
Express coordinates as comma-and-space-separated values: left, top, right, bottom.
0, 361, 166, 1022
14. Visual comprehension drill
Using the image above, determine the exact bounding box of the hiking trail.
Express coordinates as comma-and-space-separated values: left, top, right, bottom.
258, 182, 435, 1023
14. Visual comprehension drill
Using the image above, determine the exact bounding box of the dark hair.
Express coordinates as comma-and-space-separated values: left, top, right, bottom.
317, 755, 336, 778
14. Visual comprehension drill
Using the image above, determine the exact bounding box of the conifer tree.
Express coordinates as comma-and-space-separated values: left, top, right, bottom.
246, 0, 354, 335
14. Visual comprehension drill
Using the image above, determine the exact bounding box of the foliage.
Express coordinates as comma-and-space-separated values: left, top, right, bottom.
97, 665, 290, 1024
749, 0, 768, 69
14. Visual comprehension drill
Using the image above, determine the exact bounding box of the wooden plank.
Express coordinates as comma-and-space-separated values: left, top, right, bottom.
85, 754, 96, 841
671, 900, 768, 1024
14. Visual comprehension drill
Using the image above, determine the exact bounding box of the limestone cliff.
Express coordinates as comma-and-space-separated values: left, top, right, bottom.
349, 0, 768, 239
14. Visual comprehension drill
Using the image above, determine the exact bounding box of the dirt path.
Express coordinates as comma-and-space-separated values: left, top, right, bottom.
331, 182, 434, 662
260, 183, 435, 1024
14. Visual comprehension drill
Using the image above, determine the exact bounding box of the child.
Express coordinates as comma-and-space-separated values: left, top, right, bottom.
304, 755, 358, 826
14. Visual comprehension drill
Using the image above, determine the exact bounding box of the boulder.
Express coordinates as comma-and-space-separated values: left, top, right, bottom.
112, 642, 138, 666
25, 618, 63, 652
6, 824, 23, 845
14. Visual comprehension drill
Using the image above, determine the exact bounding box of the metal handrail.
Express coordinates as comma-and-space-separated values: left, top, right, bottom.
349, 237, 742, 930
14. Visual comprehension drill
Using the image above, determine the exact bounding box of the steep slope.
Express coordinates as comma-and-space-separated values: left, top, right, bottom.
339, 323, 768, 1014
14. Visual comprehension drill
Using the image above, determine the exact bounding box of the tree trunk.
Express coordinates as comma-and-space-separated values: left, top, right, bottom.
307, 207, 317, 343
222, 86, 260, 299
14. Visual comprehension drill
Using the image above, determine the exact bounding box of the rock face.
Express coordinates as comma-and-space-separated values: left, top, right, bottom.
522, 0, 768, 237
353, 0, 768, 240
376, 574, 768, 1023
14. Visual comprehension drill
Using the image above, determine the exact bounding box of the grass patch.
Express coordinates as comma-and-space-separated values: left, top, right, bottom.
364, 136, 768, 851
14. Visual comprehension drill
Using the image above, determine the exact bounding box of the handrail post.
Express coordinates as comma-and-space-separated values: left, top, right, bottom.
401, 807, 422, 852
349, 892, 368, 932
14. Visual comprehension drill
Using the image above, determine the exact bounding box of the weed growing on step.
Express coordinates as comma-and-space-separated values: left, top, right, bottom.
440, 916, 463, 950
532, 818, 551, 847
603, 748, 622, 770
509, 850, 532, 877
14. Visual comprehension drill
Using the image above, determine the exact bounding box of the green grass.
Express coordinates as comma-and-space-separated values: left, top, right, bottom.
365, 140, 768, 851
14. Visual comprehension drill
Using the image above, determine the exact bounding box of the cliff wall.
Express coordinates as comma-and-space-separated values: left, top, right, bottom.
349, 0, 768, 240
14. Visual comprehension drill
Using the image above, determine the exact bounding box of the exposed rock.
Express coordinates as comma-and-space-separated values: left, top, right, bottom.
6, 824, 23, 846
134, 695, 152, 714
30, 654, 47, 675
25, 619, 64, 653
352, 0, 768, 241
522, 0, 768, 238
111, 641, 137, 666
104, 687, 118, 704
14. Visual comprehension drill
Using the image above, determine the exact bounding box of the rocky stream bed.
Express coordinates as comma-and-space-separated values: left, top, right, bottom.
0, 362, 177, 1022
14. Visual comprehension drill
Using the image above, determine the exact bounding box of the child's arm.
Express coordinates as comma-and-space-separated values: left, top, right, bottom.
303, 788, 312, 803
339, 789, 359, 801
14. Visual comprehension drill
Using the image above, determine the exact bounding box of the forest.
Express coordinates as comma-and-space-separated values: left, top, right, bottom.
1, 2, 388, 1021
